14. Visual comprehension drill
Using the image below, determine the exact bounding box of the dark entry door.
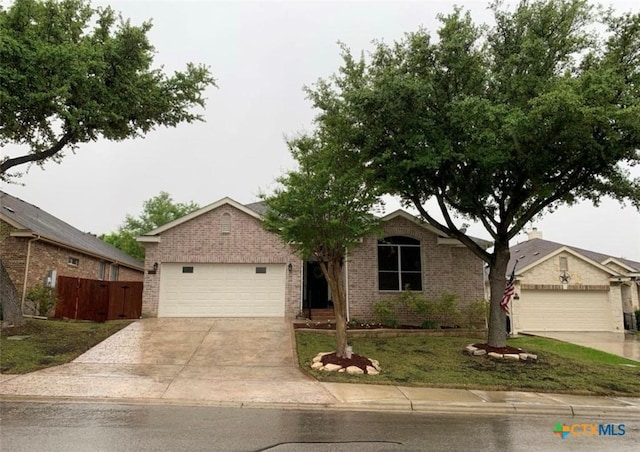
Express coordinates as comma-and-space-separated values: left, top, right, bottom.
305, 261, 330, 309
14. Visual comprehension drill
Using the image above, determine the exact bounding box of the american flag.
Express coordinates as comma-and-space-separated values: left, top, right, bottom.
501, 264, 517, 313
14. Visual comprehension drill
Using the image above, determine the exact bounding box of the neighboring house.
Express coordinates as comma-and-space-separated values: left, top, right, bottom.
505, 230, 640, 334
137, 197, 490, 322
0, 191, 144, 315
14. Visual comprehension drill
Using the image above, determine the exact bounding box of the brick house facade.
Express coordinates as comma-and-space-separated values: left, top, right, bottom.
348, 212, 486, 323
139, 198, 488, 321
1, 191, 144, 316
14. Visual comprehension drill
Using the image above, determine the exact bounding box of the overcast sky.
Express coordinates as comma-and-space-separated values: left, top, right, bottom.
3, 0, 640, 261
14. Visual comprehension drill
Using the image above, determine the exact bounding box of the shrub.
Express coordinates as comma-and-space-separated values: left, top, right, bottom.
421, 320, 439, 329
373, 300, 398, 327
25, 284, 56, 317
462, 300, 489, 329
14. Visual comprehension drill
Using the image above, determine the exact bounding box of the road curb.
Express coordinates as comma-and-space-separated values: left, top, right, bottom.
3, 394, 640, 418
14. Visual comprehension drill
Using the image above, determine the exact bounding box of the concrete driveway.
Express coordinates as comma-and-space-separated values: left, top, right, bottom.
0, 318, 337, 404
527, 331, 640, 362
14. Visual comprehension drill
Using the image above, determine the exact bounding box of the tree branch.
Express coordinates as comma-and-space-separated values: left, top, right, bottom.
410, 193, 492, 263
1, 130, 75, 175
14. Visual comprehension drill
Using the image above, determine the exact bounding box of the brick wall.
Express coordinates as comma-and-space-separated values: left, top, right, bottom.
347, 216, 485, 323
1, 220, 143, 314
141, 204, 301, 317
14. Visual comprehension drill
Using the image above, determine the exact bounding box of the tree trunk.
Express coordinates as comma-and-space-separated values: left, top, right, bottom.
487, 243, 510, 348
0, 260, 25, 328
320, 258, 349, 358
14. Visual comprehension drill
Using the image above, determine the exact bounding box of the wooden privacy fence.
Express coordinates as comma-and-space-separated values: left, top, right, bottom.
54, 276, 142, 322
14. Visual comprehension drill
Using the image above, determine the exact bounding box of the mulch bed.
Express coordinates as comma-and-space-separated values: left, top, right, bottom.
320, 352, 374, 373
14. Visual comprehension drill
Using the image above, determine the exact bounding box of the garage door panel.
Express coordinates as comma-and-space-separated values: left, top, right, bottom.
516, 290, 611, 332
158, 263, 285, 317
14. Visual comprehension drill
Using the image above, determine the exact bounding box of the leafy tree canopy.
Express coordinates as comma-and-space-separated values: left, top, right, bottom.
0, 0, 216, 180
102, 192, 199, 261
261, 133, 381, 357
306, 0, 640, 346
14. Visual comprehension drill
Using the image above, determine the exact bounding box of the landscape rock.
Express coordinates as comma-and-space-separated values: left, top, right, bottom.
488, 352, 503, 359
503, 354, 520, 361
464, 345, 478, 354
366, 366, 380, 375
323, 363, 342, 372
527, 354, 538, 361
519, 353, 528, 361
473, 349, 487, 356
311, 361, 324, 370
346, 366, 364, 374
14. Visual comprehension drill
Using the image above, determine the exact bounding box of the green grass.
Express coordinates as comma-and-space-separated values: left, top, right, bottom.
1, 319, 133, 374
295, 332, 640, 396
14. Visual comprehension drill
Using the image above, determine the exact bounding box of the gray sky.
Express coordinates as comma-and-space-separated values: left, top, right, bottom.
4, 0, 640, 260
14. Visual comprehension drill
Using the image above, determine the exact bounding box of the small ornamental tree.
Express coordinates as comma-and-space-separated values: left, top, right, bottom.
306, 0, 640, 347
102, 192, 199, 260
262, 134, 381, 358
0, 0, 216, 180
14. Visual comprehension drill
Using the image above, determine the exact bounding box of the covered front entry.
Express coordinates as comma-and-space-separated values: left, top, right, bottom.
158, 263, 285, 317
515, 289, 613, 332
303, 260, 332, 310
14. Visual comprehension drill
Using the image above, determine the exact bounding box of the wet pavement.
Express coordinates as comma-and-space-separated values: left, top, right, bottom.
525, 332, 640, 362
1, 318, 640, 418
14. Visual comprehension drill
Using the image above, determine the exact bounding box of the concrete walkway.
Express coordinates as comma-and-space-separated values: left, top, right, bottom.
1, 319, 639, 418
524, 331, 640, 362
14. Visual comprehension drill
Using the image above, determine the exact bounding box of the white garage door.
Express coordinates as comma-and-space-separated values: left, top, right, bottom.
516, 290, 612, 332
158, 263, 285, 317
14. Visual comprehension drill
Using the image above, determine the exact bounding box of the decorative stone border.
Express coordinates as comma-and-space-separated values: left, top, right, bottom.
310, 352, 382, 375
464, 344, 538, 362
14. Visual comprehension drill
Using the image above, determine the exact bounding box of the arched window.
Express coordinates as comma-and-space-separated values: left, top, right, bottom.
221, 213, 231, 234
377, 236, 422, 291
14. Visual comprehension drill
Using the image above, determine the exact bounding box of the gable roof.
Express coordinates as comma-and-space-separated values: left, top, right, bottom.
0, 191, 143, 270
509, 237, 640, 276
381, 209, 492, 248
138, 197, 492, 251
139, 197, 262, 238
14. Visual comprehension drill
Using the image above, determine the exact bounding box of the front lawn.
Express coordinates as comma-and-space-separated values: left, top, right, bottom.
295, 332, 640, 396
1, 319, 133, 374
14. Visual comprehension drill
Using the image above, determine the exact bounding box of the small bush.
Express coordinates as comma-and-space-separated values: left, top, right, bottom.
373, 300, 398, 327
25, 284, 56, 317
421, 320, 439, 329
462, 300, 489, 329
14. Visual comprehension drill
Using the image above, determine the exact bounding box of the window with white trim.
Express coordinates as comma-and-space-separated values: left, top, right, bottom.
377, 236, 422, 291
68, 256, 80, 267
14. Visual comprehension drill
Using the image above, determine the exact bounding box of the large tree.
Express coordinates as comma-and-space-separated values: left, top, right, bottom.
261, 134, 380, 358
306, 0, 640, 347
102, 192, 199, 261
0, 0, 215, 180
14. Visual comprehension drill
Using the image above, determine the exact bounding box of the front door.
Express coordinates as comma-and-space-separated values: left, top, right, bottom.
304, 260, 331, 309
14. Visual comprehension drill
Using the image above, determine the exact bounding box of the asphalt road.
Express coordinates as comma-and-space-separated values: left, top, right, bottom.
1, 401, 638, 451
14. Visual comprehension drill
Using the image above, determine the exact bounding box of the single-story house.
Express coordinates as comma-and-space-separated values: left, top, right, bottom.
137, 197, 490, 321
0, 191, 144, 315
505, 230, 640, 334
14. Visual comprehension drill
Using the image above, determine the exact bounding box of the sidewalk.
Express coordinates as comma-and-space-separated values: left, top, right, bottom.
2, 317, 639, 417
2, 367, 640, 418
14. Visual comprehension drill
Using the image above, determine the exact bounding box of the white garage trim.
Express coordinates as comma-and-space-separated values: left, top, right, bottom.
158, 263, 285, 317
514, 289, 613, 333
